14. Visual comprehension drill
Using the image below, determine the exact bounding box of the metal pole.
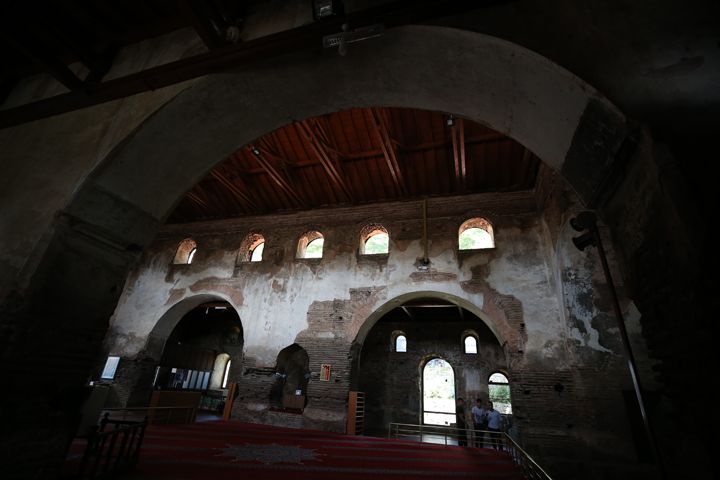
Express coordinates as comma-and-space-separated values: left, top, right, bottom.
422, 198, 429, 264
578, 213, 666, 478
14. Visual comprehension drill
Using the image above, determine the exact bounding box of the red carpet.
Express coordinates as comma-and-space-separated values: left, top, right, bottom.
66, 420, 524, 479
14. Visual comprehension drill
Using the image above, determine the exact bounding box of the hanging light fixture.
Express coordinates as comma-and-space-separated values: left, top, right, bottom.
312, 0, 344, 20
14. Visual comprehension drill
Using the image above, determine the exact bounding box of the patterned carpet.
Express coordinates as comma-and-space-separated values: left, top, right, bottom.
66, 420, 524, 479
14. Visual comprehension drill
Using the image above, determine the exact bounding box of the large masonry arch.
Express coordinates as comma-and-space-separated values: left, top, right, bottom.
353, 291, 505, 347
82, 25, 622, 227
3, 25, 633, 479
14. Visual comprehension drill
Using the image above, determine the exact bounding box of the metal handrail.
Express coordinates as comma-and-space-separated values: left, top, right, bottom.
77, 413, 147, 479
388, 422, 552, 480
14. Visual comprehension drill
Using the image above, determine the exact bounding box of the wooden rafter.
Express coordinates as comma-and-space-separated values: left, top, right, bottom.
209, 168, 258, 212
451, 118, 467, 191
186, 190, 209, 208
0, 1, 498, 129
1, 31, 83, 91
247, 145, 305, 208
367, 108, 407, 196
401, 306, 414, 321
296, 120, 354, 202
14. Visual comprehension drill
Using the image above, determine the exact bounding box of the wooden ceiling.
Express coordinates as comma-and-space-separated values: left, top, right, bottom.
168, 107, 540, 223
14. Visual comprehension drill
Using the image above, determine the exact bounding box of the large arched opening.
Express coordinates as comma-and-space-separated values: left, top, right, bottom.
8, 25, 628, 476
109, 295, 244, 414
352, 294, 505, 436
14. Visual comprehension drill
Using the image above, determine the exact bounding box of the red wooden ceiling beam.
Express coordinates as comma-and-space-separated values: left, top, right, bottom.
248, 145, 306, 208
451, 117, 467, 192
296, 119, 354, 202
209, 169, 259, 212
367, 107, 407, 196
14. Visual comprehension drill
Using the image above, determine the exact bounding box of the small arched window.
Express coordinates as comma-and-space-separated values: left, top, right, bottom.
239, 233, 265, 263
173, 238, 198, 264
392, 331, 407, 353
210, 353, 231, 390
488, 372, 512, 414
297, 230, 324, 259
359, 225, 389, 255
464, 336, 478, 354
250, 243, 264, 262
459, 218, 494, 250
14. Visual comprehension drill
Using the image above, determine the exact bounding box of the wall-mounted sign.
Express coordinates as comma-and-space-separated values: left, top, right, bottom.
320, 364, 331, 381
101, 356, 120, 380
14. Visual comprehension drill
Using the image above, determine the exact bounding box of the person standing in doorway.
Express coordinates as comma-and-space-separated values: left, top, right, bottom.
471, 398, 488, 447
455, 397, 469, 446
486, 401, 504, 450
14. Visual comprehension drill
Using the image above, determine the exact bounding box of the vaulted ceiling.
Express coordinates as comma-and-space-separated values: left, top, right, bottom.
168, 107, 540, 223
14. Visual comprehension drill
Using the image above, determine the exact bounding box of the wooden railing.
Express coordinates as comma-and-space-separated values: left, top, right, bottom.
100, 406, 197, 425
75, 413, 147, 479
388, 422, 552, 480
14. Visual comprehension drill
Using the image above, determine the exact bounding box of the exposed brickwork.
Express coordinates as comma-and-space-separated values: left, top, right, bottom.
358, 318, 505, 434
99, 188, 650, 478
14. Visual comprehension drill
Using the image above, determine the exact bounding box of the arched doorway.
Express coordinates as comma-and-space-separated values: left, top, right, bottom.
117, 299, 244, 413
355, 295, 505, 435
270, 344, 310, 411
422, 358, 456, 426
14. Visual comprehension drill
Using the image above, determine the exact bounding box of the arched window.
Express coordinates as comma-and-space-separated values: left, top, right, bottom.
297, 230, 324, 259
391, 331, 407, 352
458, 218, 494, 250
464, 336, 478, 354
210, 353, 231, 389
238, 233, 265, 263
359, 225, 389, 255
423, 358, 456, 425
173, 238, 197, 264
488, 372, 512, 414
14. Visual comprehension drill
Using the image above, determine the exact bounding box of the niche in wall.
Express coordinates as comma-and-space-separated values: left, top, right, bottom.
270, 344, 310, 410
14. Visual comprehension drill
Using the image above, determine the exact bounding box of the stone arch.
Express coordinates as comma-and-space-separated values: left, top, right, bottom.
12, 24, 628, 471
353, 290, 506, 348
144, 293, 243, 360
112, 293, 244, 406
25, 26, 623, 357
68, 25, 623, 239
